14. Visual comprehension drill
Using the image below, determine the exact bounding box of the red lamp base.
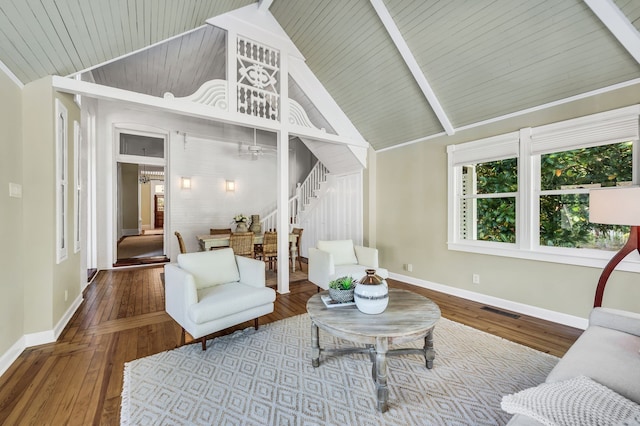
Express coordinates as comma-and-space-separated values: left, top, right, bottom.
594, 225, 640, 307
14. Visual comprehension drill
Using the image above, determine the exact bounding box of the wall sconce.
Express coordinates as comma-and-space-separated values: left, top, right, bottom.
181, 177, 191, 190
225, 180, 235, 192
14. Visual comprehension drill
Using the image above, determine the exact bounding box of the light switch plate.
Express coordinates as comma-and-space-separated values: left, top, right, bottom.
9, 182, 22, 198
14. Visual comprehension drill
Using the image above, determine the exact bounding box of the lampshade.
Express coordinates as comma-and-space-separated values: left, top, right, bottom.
589, 187, 640, 225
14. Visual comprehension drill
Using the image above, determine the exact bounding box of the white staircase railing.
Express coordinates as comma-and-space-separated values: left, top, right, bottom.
297, 161, 329, 211
260, 196, 299, 232
259, 161, 329, 232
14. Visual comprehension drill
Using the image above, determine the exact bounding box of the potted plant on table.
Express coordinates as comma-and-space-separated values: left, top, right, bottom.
328, 276, 356, 303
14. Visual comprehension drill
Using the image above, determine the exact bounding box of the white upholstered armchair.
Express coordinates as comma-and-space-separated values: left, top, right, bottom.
308, 240, 389, 290
165, 248, 276, 350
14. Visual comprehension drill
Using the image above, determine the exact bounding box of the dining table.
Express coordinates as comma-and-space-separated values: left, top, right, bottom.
197, 233, 301, 272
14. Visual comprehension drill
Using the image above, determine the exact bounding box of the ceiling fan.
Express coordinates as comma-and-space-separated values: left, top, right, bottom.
238, 129, 276, 160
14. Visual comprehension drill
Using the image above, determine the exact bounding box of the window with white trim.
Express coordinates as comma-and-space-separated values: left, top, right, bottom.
74, 120, 81, 253
449, 132, 520, 247
55, 99, 68, 263
448, 105, 640, 268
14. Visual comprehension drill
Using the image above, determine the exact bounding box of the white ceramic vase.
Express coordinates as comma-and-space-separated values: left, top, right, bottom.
354, 269, 389, 314
236, 222, 248, 232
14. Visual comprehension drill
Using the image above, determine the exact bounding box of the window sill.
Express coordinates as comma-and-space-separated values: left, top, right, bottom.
447, 242, 640, 273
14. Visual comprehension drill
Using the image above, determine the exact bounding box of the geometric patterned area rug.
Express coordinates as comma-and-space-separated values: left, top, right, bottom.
121, 314, 558, 425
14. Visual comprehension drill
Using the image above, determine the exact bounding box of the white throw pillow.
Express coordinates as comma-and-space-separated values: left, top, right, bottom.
317, 240, 358, 266
501, 376, 640, 426
178, 248, 240, 290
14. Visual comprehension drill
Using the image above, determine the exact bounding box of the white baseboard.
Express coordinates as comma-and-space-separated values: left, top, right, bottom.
1, 293, 84, 378
0, 336, 26, 378
24, 329, 56, 347
54, 294, 84, 339
389, 272, 589, 330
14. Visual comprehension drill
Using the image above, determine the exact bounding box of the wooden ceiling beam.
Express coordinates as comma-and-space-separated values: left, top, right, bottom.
369, 0, 455, 136
584, 0, 640, 65
258, 0, 274, 13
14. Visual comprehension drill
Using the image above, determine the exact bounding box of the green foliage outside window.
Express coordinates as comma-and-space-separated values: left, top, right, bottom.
476, 158, 518, 194
470, 142, 632, 249
540, 142, 632, 190
539, 142, 632, 249
474, 158, 517, 242
477, 198, 516, 243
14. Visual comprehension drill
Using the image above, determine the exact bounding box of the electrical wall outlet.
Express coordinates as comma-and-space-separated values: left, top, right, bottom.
404, 263, 413, 272
64, 290, 68, 302
472, 274, 480, 284
9, 182, 22, 198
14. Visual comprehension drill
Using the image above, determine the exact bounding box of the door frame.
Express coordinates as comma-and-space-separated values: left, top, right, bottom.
113, 124, 168, 265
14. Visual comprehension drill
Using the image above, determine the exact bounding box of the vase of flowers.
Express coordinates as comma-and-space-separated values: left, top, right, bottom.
232, 214, 249, 232
328, 276, 356, 303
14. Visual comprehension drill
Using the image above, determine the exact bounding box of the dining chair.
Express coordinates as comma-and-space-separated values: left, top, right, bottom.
290, 228, 304, 271
229, 232, 255, 258
258, 231, 278, 271
174, 231, 187, 254
210, 228, 232, 235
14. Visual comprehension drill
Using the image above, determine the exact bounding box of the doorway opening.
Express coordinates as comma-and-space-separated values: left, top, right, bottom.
114, 132, 168, 266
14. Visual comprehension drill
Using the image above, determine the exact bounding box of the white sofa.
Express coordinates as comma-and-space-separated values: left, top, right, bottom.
504, 307, 640, 425
165, 248, 276, 350
308, 240, 389, 290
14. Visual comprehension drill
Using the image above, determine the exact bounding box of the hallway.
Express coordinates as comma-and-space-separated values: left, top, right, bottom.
115, 233, 167, 266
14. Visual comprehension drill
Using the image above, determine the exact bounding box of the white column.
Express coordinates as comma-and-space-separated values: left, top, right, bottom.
277, 54, 290, 294
226, 29, 238, 115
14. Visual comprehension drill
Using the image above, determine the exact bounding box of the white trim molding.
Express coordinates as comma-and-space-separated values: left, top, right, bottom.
369, 0, 454, 136
1, 294, 83, 377
379, 78, 640, 153
55, 99, 69, 264
25, 293, 84, 347
0, 336, 26, 378
584, 0, 640, 65
0, 58, 23, 88
390, 272, 589, 330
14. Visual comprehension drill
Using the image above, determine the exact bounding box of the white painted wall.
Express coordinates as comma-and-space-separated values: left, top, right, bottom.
169, 133, 279, 254
95, 102, 315, 267
299, 171, 363, 258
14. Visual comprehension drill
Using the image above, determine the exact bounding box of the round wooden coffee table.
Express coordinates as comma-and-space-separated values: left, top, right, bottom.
306, 288, 441, 412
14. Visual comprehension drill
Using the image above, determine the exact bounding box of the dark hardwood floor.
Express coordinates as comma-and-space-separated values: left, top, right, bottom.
0, 265, 582, 425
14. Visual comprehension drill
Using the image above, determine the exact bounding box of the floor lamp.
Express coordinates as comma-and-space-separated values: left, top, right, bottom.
589, 187, 640, 307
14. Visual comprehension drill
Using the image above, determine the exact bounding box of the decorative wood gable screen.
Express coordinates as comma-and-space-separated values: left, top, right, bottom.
163, 31, 325, 133
237, 36, 280, 121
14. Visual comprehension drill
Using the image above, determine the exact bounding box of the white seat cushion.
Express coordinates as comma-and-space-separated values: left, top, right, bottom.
546, 325, 640, 403
188, 282, 276, 324
317, 240, 358, 265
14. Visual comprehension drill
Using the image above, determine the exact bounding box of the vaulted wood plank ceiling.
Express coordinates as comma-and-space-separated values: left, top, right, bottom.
0, 0, 639, 151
